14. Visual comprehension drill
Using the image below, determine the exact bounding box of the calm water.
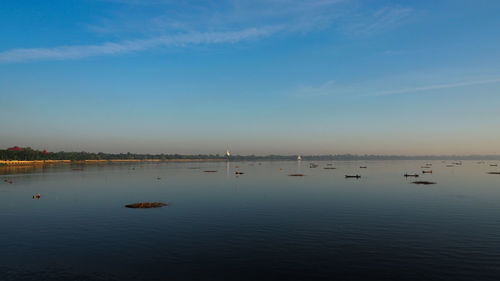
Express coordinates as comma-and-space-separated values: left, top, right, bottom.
1, 160, 500, 281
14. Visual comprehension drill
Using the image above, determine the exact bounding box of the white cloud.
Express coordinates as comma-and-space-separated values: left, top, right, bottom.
0, 1, 415, 63
0, 27, 282, 63
341, 6, 414, 36
368, 77, 500, 96
294, 73, 500, 98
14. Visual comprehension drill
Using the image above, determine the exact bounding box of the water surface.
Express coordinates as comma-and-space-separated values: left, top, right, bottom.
1, 160, 500, 280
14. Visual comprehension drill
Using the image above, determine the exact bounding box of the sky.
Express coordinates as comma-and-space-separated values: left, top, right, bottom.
1, 0, 500, 155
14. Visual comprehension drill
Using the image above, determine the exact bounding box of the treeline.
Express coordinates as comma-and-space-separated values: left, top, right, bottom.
1, 148, 499, 161
0, 148, 225, 161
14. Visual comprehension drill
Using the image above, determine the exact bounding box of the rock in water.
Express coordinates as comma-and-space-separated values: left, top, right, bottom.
412, 181, 436, 185
125, 202, 169, 208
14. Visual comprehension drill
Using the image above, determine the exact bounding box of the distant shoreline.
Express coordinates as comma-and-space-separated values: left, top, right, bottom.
2, 157, 500, 167
2, 148, 500, 166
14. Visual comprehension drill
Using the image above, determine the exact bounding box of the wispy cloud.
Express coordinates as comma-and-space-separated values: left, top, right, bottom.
0, 27, 282, 63
294, 74, 500, 98
367, 77, 500, 96
341, 6, 413, 36
0, 0, 415, 63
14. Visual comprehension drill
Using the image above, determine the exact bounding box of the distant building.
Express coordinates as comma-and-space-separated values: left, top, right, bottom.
7, 146, 23, 151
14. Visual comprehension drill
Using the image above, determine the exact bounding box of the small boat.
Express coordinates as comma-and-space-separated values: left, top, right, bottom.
235, 171, 244, 175
32, 194, 41, 199
309, 163, 318, 168
359, 166, 367, 169
404, 173, 419, 177
487, 172, 500, 175
297, 155, 302, 161
490, 164, 498, 167
345, 175, 361, 178
203, 170, 217, 173
323, 167, 336, 170
289, 174, 304, 177
422, 170, 433, 174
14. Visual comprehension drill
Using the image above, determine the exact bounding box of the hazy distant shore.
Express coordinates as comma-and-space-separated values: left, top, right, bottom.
2, 147, 500, 166
2, 157, 500, 167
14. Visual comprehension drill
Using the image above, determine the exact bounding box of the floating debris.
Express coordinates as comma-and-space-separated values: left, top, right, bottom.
324, 167, 336, 170
404, 173, 419, 178
32, 194, 41, 199
203, 170, 217, 173
345, 175, 361, 178
446, 165, 454, 167
289, 174, 305, 177
422, 170, 433, 174
309, 163, 319, 168
156, 177, 161, 180
235, 171, 244, 175
125, 202, 169, 208
412, 181, 436, 185
487, 172, 500, 175
235, 166, 242, 168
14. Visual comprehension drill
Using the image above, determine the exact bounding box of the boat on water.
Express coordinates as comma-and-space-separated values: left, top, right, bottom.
297, 155, 302, 161
345, 175, 361, 179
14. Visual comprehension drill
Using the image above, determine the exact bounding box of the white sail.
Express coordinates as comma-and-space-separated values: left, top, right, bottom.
297, 155, 302, 161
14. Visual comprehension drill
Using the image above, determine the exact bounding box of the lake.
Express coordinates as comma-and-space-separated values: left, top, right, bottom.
1, 160, 500, 281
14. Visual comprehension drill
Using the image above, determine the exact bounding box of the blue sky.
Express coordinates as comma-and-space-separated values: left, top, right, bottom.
1, 0, 500, 155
